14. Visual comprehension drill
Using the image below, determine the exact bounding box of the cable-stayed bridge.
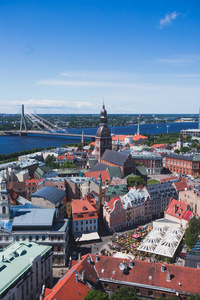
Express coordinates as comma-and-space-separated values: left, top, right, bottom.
1, 105, 96, 140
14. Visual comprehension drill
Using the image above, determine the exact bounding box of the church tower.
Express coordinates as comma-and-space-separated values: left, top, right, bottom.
176, 133, 183, 150
95, 104, 112, 161
0, 177, 10, 219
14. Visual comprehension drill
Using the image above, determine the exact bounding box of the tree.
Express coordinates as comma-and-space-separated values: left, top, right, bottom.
185, 216, 200, 249
127, 176, 146, 187
84, 290, 108, 300
61, 161, 77, 169
190, 293, 200, 300
180, 147, 190, 153
110, 287, 138, 300
89, 144, 95, 150
174, 149, 180, 154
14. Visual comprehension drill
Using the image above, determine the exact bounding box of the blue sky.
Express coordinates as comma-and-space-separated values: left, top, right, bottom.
0, 0, 200, 114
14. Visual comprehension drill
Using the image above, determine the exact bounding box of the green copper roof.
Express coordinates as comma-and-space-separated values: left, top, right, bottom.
136, 165, 147, 176
105, 184, 127, 197
108, 166, 123, 179
0, 241, 51, 295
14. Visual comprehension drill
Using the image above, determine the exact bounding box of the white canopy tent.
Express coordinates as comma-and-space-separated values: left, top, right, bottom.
137, 225, 185, 258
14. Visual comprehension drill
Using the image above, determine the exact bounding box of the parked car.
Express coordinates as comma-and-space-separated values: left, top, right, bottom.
180, 252, 186, 259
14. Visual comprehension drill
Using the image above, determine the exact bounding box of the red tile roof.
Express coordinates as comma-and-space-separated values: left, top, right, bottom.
94, 255, 200, 294
160, 177, 178, 183
165, 198, 192, 220
132, 134, 148, 141
43, 255, 98, 300
173, 181, 189, 191
105, 197, 122, 213
151, 143, 169, 149
26, 178, 39, 186
44, 254, 200, 298
72, 199, 98, 221
58, 154, 74, 160
112, 135, 131, 141
84, 170, 110, 182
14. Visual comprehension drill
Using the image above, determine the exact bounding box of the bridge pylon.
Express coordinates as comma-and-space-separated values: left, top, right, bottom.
19, 104, 27, 135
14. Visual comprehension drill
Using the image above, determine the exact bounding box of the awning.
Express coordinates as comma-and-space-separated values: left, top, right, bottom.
75, 232, 100, 242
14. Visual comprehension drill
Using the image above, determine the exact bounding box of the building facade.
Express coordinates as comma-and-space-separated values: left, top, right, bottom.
165, 153, 200, 176
71, 199, 98, 238
145, 182, 178, 218
0, 241, 52, 300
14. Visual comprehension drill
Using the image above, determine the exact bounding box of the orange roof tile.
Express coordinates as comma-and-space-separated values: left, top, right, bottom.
112, 135, 127, 141
84, 170, 110, 182
44, 255, 98, 300
88, 142, 96, 146
26, 178, 39, 186
173, 181, 189, 191
72, 199, 98, 221
105, 197, 123, 213
165, 198, 191, 220
132, 134, 148, 141
44, 254, 200, 298
151, 143, 168, 149
160, 177, 178, 183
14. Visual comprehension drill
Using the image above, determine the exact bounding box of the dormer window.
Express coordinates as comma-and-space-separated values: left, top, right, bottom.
83, 206, 88, 211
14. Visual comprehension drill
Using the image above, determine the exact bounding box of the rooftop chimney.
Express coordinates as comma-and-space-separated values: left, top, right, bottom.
96, 254, 99, 262
161, 264, 165, 272
129, 260, 134, 268
82, 270, 86, 282
75, 274, 78, 283
166, 269, 171, 282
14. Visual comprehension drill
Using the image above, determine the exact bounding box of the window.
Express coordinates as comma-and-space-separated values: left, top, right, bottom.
162, 293, 166, 298
90, 220, 92, 224
136, 289, 140, 294
104, 283, 108, 288
36, 236, 39, 241
148, 291, 153, 297
86, 220, 88, 224
81, 221, 83, 225
42, 236, 45, 241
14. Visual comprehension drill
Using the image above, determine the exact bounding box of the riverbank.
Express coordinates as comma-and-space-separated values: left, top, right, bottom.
0, 121, 198, 155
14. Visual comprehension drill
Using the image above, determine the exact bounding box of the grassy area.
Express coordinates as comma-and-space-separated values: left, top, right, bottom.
147, 179, 159, 185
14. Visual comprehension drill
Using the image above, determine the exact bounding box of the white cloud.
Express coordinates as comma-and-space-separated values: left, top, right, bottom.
156, 55, 200, 66
37, 79, 166, 89
9, 99, 94, 110
60, 70, 140, 81
159, 11, 181, 29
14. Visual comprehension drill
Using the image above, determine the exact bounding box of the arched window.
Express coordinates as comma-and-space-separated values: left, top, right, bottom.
2, 206, 6, 214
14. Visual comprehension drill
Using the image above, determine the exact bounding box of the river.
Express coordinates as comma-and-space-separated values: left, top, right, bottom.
0, 122, 198, 155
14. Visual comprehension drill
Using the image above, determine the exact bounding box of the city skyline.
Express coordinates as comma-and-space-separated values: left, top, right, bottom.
0, 1, 200, 114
